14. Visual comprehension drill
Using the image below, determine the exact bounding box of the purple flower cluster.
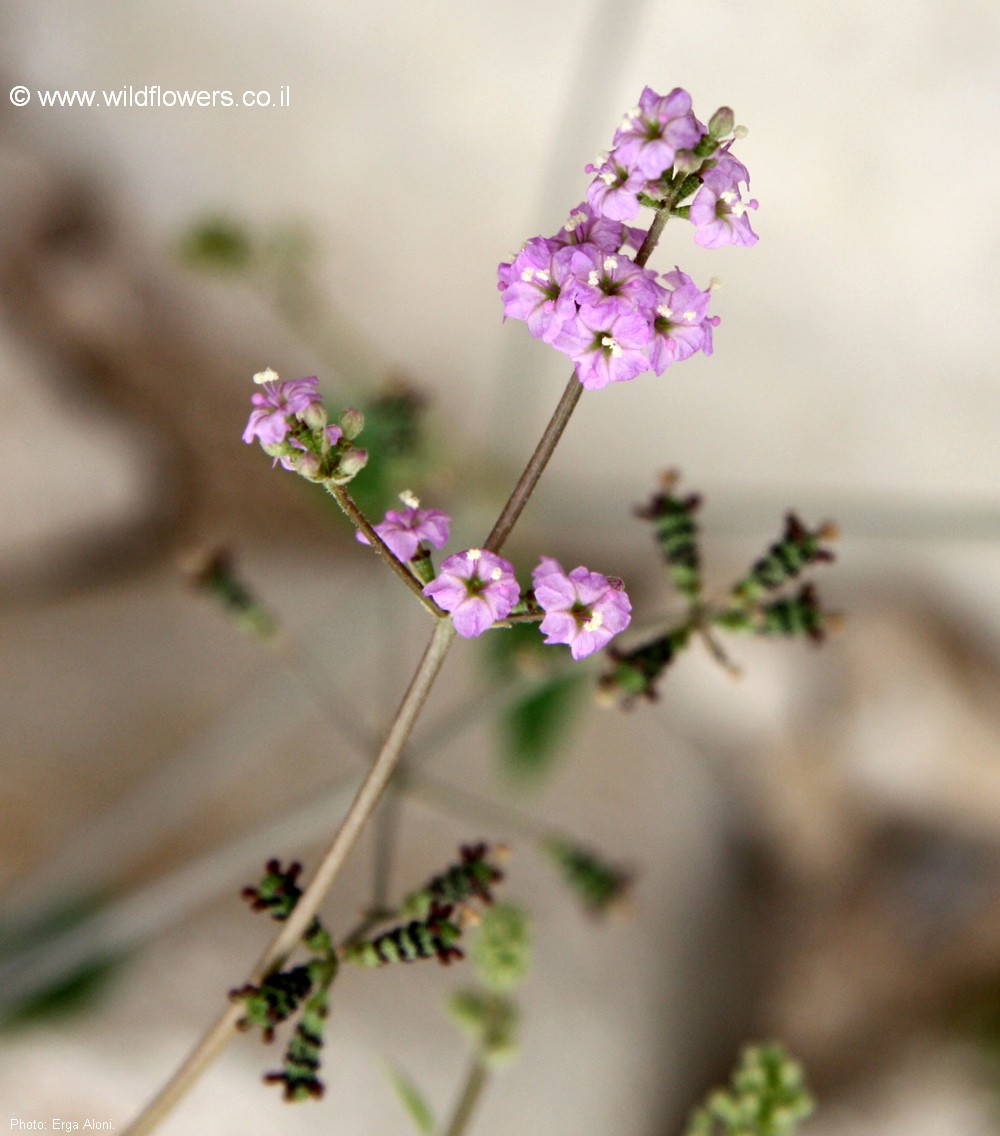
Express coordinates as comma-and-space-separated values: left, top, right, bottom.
498, 87, 757, 389
420, 545, 631, 658
242, 369, 368, 484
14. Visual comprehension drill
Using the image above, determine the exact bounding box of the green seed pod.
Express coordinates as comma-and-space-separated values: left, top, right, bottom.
731, 514, 836, 604
635, 472, 703, 602
400, 843, 504, 919
598, 626, 691, 705
345, 904, 463, 968
543, 840, 632, 916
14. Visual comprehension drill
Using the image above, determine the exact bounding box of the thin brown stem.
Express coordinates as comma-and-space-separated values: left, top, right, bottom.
124, 618, 456, 1136
483, 375, 582, 554
326, 482, 445, 617
125, 200, 677, 1136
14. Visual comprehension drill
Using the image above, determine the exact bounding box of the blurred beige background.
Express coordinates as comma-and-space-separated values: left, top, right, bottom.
1, 2, 999, 1134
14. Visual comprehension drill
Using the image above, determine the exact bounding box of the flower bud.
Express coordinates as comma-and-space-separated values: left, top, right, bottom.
708, 106, 735, 139
339, 407, 365, 440
334, 446, 368, 482
294, 452, 324, 481
672, 149, 701, 176
300, 401, 327, 431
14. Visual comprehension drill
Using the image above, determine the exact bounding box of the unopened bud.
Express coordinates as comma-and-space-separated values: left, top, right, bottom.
300, 402, 327, 431
708, 106, 735, 139
339, 407, 365, 440
337, 446, 368, 480
672, 149, 701, 176
295, 451, 324, 481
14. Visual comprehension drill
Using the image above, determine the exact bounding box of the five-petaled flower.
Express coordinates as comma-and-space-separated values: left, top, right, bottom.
532, 557, 632, 659
422, 549, 521, 639
357, 493, 451, 561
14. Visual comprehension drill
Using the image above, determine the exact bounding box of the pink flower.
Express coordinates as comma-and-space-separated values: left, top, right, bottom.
689, 155, 759, 248
552, 306, 651, 390
357, 494, 450, 561
243, 371, 324, 446
500, 239, 586, 344
646, 269, 720, 374
532, 557, 632, 660
611, 86, 701, 180
423, 549, 520, 638
584, 155, 646, 222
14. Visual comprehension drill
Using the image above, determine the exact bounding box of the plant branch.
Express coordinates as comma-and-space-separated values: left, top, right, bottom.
440, 1056, 491, 1136
482, 375, 582, 554
325, 481, 445, 617
124, 618, 456, 1136
125, 201, 676, 1135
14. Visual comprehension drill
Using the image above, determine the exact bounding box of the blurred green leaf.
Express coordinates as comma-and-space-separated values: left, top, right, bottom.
0, 894, 122, 1028
445, 990, 520, 1067
469, 903, 530, 993
499, 670, 586, 786
178, 215, 254, 273
385, 1064, 435, 1136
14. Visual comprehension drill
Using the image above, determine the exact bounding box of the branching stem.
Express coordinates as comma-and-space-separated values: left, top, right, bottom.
125, 201, 673, 1136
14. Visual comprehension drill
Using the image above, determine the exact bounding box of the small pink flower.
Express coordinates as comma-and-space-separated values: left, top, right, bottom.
243, 371, 324, 447
357, 493, 450, 561
532, 557, 632, 660
423, 549, 520, 638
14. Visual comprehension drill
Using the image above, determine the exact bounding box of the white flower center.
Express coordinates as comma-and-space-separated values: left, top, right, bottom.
682, 310, 697, 322
399, 489, 420, 509
490, 567, 503, 581
602, 256, 618, 273
466, 548, 482, 562
600, 335, 623, 358
599, 170, 616, 186
583, 611, 604, 633
253, 367, 279, 385
565, 211, 585, 231
657, 304, 673, 320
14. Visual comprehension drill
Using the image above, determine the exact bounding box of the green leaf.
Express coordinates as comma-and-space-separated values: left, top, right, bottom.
499, 670, 585, 785
177, 215, 254, 273
0, 893, 123, 1028
385, 1063, 435, 1136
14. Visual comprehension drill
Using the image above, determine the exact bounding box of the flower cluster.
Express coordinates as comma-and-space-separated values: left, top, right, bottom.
420, 546, 631, 659
242, 369, 632, 659
498, 87, 757, 389
243, 369, 368, 484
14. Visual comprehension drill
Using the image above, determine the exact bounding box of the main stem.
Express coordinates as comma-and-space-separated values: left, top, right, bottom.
125, 619, 455, 1136
126, 202, 673, 1135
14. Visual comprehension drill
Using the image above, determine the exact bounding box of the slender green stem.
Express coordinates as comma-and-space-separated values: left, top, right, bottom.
440, 1057, 491, 1136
